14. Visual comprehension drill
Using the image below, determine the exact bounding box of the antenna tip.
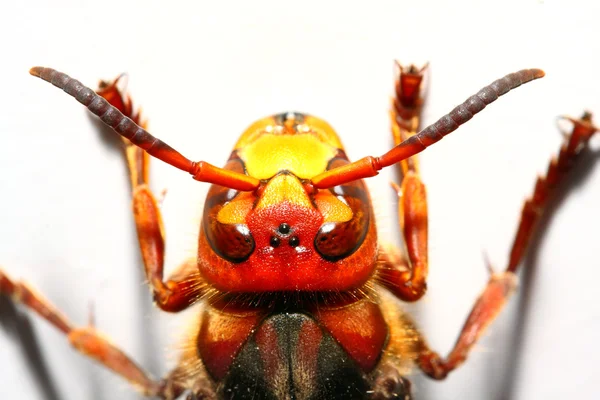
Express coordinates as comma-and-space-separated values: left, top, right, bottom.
533, 69, 545, 79
29, 66, 44, 77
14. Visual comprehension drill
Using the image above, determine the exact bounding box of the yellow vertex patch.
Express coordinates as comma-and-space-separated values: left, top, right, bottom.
303, 115, 344, 149
239, 134, 337, 180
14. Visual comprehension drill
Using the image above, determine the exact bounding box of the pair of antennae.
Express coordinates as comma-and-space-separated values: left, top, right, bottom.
29, 66, 544, 191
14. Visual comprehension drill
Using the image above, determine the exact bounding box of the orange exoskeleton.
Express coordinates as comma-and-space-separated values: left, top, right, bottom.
1, 63, 597, 399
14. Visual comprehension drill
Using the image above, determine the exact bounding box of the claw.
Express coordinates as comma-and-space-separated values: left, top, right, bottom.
482, 251, 496, 277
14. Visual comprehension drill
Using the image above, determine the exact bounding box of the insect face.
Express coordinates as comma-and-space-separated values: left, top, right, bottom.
199, 112, 377, 293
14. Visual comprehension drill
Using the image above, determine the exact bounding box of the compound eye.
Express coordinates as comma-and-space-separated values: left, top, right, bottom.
314, 213, 367, 261
208, 223, 255, 263
314, 157, 370, 261
202, 158, 255, 263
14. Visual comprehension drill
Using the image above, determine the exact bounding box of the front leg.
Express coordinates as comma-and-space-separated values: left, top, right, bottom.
377, 62, 429, 302
96, 77, 206, 312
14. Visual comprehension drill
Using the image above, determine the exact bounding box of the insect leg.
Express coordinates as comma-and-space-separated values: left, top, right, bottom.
415, 112, 600, 379
376, 63, 429, 302
0, 268, 165, 397
97, 75, 209, 312
96, 77, 207, 313
96, 75, 150, 188
506, 112, 599, 272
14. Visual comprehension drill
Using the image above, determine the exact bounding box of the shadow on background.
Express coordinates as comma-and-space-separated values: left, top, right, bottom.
498, 147, 600, 400
0, 295, 61, 400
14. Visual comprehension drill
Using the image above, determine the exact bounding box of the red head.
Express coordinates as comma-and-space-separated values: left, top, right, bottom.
198, 112, 378, 293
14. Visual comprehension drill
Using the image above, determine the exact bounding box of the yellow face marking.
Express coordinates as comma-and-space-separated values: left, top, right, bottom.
239, 134, 338, 180
217, 177, 353, 225
255, 174, 313, 210
217, 192, 255, 224
314, 192, 353, 223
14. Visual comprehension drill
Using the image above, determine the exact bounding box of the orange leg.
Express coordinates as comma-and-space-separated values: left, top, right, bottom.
377, 62, 430, 302
411, 112, 598, 379
0, 269, 165, 397
506, 112, 599, 272
96, 77, 207, 313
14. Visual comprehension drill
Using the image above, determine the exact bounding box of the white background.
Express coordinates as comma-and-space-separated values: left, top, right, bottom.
1, 1, 599, 399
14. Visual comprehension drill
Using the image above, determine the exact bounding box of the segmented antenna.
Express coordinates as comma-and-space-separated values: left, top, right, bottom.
311, 68, 545, 189
380, 68, 545, 167
29, 67, 260, 192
